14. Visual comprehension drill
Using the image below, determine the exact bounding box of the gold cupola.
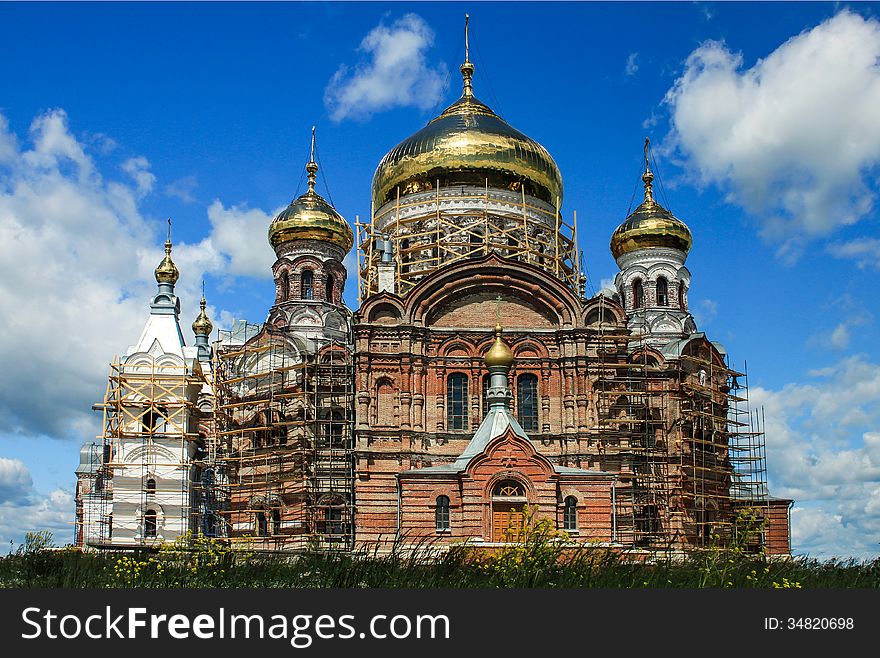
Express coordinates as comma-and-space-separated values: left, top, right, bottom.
268, 128, 354, 252
154, 220, 180, 285
192, 294, 213, 337
610, 139, 692, 260
485, 324, 514, 369
371, 16, 563, 211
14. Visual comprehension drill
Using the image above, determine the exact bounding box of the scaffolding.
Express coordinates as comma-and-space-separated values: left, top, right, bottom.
358, 184, 580, 300
586, 298, 773, 552
79, 359, 200, 548
199, 321, 355, 551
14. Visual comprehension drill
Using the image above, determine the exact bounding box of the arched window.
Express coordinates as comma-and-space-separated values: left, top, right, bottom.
144, 509, 157, 538
272, 508, 282, 535
493, 480, 525, 497
436, 495, 450, 531
656, 276, 669, 306
322, 410, 345, 448
446, 373, 469, 431
301, 269, 314, 300
325, 273, 335, 303
633, 279, 644, 309
255, 511, 268, 537
141, 405, 166, 433
280, 271, 289, 302
469, 231, 482, 258
376, 380, 394, 427
145, 478, 156, 495
517, 374, 539, 433
324, 501, 345, 536
564, 496, 578, 531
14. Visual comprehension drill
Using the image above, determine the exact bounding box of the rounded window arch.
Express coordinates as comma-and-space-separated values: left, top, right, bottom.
563, 496, 578, 531
656, 276, 669, 306
632, 279, 644, 310
435, 495, 450, 531
375, 379, 395, 427
144, 509, 158, 538
280, 271, 289, 302
325, 272, 335, 303
493, 479, 526, 498
301, 269, 314, 300
517, 373, 539, 433
446, 373, 469, 431
145, 477, 156, 495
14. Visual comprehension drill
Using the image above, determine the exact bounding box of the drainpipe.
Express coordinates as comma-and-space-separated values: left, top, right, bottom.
395, 473, 402, 541
611, 478, 618, 543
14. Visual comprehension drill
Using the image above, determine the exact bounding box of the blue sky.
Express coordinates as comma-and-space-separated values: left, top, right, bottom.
0, 2, 878, 559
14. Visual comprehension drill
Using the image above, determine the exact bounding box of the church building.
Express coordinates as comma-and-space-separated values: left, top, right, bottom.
76, 22, 792, 556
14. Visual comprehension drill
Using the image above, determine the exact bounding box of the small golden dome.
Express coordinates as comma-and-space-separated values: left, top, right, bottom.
371, 44, 562, 211
485, 324, 514, 368
154, 239, 179, 285
269, 129, 353, 252
610, 143, 692, 260
192, 296, 213, 336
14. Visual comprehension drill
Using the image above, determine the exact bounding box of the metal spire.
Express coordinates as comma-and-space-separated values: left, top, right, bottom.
461, 14, 475, 98
306, 125, 318, 193
642, 137, 655, 204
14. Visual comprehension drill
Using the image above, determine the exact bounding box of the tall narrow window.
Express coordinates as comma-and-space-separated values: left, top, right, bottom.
482, 375, 490, 419
145, 478, 156, 495
656, 276, 669, 306
280, 271, 289, 302
517, 374, 539, 433
564, 496, 578, 531
633, 279, 644, 309
446, 373, 469, 431
144, 509, 157, 538
301, 270, 314, 300
376, 380, 394, 427
469, 231, 482, 258
325, 273, 335, 302
102, 444, 111, 464
436, 495, 450, 531
272, 508, 282, 535
256, 511, 268, 537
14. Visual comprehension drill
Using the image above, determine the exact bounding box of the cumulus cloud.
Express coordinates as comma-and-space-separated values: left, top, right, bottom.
324, 13, 448, 122
0, 458, 33, 505
752, 355, 880, 559
0, 486, 73, 550
664, 11, 880, 260
0, 109, 276, 440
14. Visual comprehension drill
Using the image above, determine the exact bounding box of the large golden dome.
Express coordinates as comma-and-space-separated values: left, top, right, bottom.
268, 136, 354, 252
372, 57, 563, 210
610, 161, 692, 260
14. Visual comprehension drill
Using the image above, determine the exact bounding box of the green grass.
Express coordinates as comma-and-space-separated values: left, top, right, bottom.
1, 529, 877, 588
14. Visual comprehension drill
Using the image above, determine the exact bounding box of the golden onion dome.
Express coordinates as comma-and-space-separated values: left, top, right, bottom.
154, 238, 179, 285
268, 130, 354, 252
192, 296, 213, 337
610, 150, 692, 260
485, 324, 514, 368
371, 51, 563, 210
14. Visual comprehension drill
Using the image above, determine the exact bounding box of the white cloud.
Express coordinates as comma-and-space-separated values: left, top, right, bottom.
0, 457, 33, 504
625, 52, 639, 76
0, 109, 274, 440
752, 355, 880, 559
693, 298, 718, 328
664, 11, 880, 260
121, 156, 155, 198
828, 238, 880, 270
324, 13, 448, 122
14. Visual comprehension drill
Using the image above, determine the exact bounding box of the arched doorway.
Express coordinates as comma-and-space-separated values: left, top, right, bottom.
491, 479, 528, 541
